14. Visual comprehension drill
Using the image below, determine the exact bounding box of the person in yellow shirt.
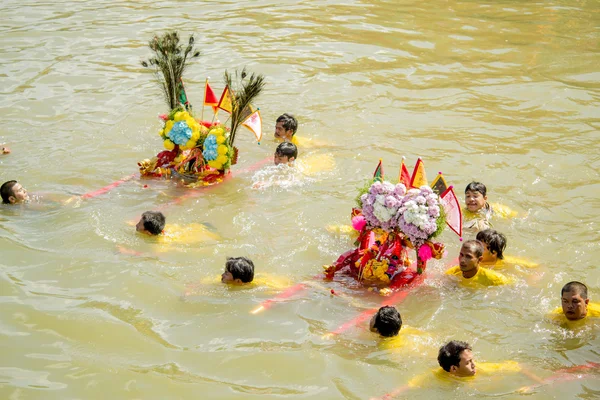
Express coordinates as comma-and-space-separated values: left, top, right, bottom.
273, 142, 297, 166
136, 210, 166, 235
370, 306, 429, 353
274, 113, 327, 148
375, 340, 539, 398
445, 240, 513, 287
221, 256, 255, 284
274, 113, 299, 144
183, 256, 292, 298
548, 281, 600, 325
463, 182, 517, 233
476, 229, 539, 270
370, 306, 402, 337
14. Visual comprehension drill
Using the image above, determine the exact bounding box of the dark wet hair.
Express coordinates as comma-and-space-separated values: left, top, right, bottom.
275, 142, 298, 160
465, 182, 487, 197
1, 180, 18, 204
561, 281, 588, 299
140, 211, 166, 235
476, 229, 507, 260
226, 256, 255, 283
373, 306, 402, 337
276, 113, 298, 135
462, 240, 484, 258
438, 340, 472, 372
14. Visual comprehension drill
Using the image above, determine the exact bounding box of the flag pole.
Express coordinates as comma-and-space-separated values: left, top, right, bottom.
201, 78, 207, 123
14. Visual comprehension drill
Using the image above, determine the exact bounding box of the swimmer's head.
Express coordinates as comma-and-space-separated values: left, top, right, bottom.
136, 211, 165, 235
464, 182, 488, 213
1, 180, 29, 204
222, 256, 255, 284
561, 281, 589, 321
274, 142, 297, 166
476, 229, 506, 262
458, 240, 484, 275
274, 113, 297, 142
370, 306, 402, 337
438, 340, 476, 377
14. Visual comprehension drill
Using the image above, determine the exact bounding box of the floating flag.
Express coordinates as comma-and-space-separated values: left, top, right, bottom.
398, 157, 411, 187
178, 79, 191, 111
218, 85, 233, 114
242, 109, 262, 142
410, 157, 428, 188
373, 159, 384, 182
430, 172, 448, 195
440, 186, 462, 237
239, 104, 255, 123
204, 79, 219, 114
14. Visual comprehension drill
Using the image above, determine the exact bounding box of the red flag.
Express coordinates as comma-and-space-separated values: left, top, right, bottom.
398, 157, 411, 187
441, 186, 462, 237
373, 159, 384, 182
410, 157, 428, 188
242, 110, 262, 142
204, 79, 219, 114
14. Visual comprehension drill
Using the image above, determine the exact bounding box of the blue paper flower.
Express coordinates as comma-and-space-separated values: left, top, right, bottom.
203, 134, 218, 160
167, 121, 192, 145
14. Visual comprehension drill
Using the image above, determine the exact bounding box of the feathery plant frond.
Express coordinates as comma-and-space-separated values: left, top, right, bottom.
141, 31, 201, 111
223, 67, 266, 146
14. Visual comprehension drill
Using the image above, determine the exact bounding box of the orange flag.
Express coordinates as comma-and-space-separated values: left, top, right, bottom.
242, 109, 262, 142
204, 79, 219, 115
218, 85, 233, 114
373, 159, 384, 182
440, 186, 462, 237
398, 157, 411, 187
410, 158, 428, 188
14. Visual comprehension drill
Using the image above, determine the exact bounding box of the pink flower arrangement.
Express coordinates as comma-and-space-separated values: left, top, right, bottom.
360, 181, 407, 232
396, 186, 442, 247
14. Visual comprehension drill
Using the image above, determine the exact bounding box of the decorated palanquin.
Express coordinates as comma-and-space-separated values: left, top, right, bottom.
138, 31, 264, 187
324, 158, 463, 291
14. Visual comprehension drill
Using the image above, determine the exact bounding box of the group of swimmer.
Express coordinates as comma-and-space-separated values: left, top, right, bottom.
2, 112, 598, 396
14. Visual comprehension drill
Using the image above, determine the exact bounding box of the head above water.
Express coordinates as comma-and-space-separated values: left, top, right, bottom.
561, 281, 589, 321
476, 229, 507, 262
370, 305, 402, 337
438, 340, 476, 377
464, 181, 488, 213
136, 211, 166, 235
275, 113, 298, 141
222, 256, 255, 284
274, 142, 298, 165
1, 180, 29, 204
458, 240, 484, 278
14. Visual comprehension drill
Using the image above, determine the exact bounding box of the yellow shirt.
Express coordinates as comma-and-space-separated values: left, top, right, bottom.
548, 302, 600, 325
291, 135, 328, 148
191, 274, 292, 291
296, 153, 335, 176
154, 223, 220, 253
446, 265, 513, 287
408, 362, 521, 388
380, 326, 431, 353
481, 255, 539, 270
462, 202, 517, 232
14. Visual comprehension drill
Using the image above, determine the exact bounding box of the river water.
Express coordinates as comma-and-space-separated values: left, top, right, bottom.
1, 0, 599, 399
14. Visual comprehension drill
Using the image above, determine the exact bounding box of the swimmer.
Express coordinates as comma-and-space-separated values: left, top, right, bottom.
1, 180, 29, 204
136, 211, 166, 235
274, 142, 297, 166
445, 240, 513, 286
221, 256, 255, 284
